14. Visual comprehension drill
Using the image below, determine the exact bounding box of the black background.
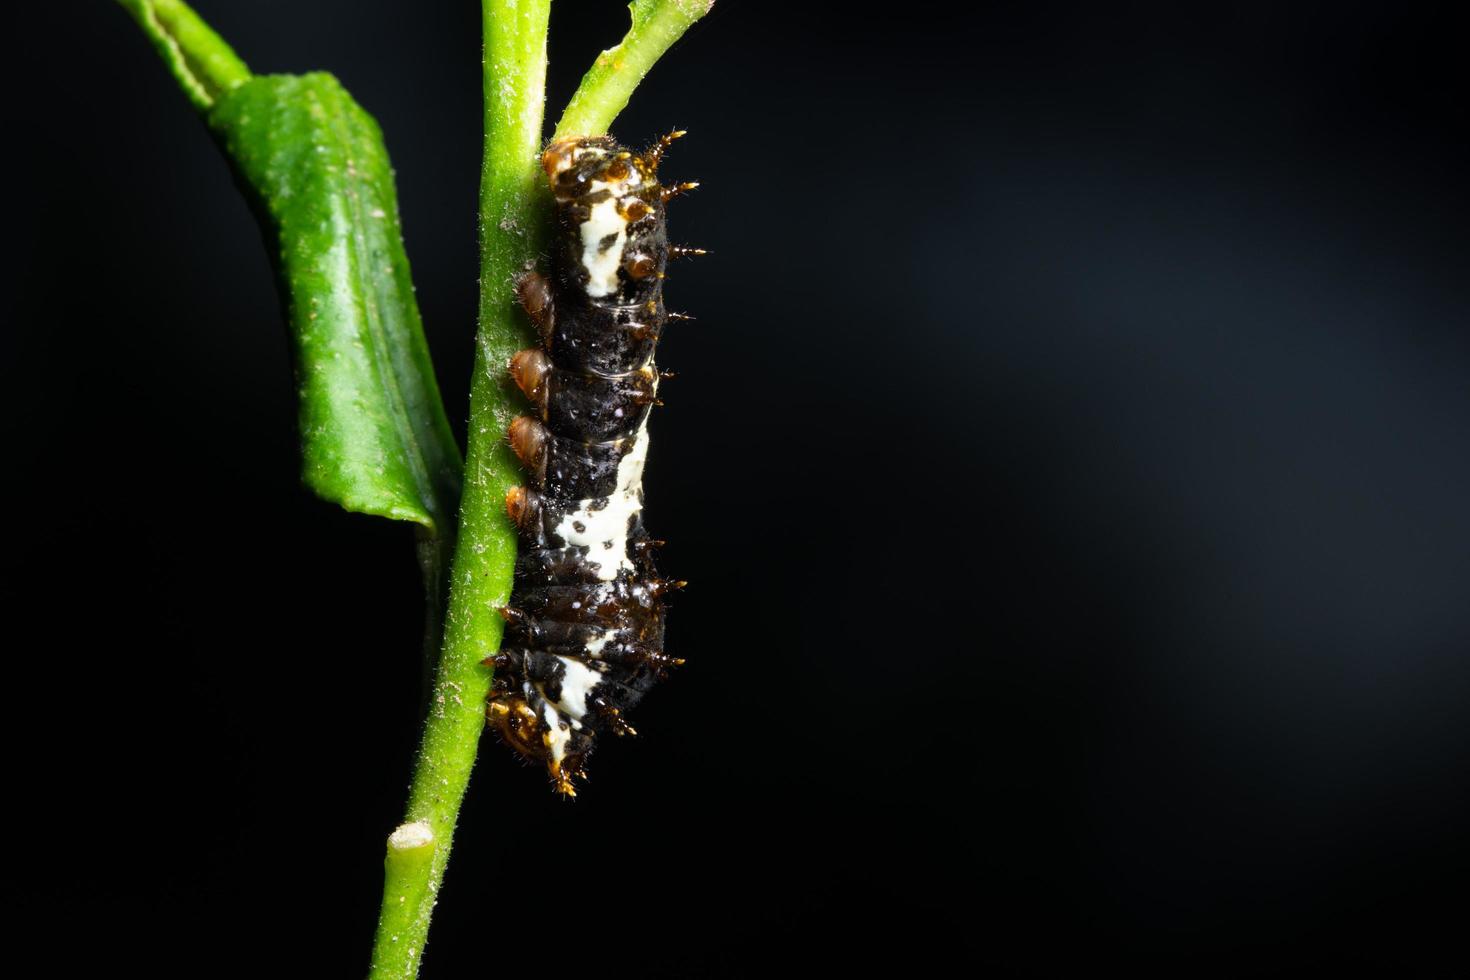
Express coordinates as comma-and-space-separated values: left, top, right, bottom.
7, 1, 1470, 975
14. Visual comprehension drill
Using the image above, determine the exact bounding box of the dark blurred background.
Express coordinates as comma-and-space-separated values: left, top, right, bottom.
6, 1, 1469, 975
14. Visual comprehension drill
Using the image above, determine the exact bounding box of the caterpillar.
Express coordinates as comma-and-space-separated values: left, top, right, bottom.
486, 132, 699, 797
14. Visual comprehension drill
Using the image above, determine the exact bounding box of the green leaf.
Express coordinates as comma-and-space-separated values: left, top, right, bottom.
118, 0, 462, 531
208, 74, 463, 531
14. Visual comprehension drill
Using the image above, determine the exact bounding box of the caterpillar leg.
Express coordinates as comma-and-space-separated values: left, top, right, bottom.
507, 416, 549, 480
509, 348, 551, 409
515, 270, 554, 333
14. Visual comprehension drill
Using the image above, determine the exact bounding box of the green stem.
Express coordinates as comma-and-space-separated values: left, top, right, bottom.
372, 821, 437, 972
116, 0, 251, 110
367, 2, 551, 977
553, 0, 716, 139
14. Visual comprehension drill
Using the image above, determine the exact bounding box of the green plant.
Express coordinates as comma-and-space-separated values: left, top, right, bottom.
113, 1, 713, 975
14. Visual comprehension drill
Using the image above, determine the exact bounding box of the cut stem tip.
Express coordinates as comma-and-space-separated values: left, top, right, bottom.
388, 820, 436, 852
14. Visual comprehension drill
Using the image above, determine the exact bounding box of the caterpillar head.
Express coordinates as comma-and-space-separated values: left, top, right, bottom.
542, 136, 665, 301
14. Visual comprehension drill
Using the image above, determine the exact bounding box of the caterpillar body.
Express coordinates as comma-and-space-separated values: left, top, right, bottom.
488, 133, 698, 797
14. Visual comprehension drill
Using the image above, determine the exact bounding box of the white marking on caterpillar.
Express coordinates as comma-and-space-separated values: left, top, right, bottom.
551, 421, 651, 581
542, 703, 571, 764
580, 187, 629, 298
616, 418, 651, 491
583, 628, 619, 659
555, 656, 603, 720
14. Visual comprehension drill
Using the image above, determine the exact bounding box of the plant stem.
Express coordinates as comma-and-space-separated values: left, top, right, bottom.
554, 0, 716, 139
116, 0, 251, 111
373, 821, 437, 974
367, 2, 550, 978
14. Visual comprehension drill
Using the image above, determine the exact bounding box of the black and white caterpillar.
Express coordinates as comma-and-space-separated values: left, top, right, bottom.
487, 132, 699, 796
